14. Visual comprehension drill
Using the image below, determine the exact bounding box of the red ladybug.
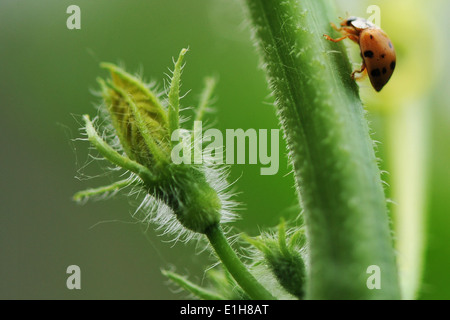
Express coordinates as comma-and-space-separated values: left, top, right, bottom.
324, 17, 396, 92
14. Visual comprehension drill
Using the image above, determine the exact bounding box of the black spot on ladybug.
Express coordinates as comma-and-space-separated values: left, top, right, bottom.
388, 42, 393, 48
390, 61, 396, 70
381, 54, 385, 59
371, 69, 381, 77
370, 34, 374, 39
382, 67, 387, 74
364, 50, 374, 58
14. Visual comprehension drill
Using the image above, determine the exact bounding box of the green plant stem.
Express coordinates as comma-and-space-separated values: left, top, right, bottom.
73, 178, 132, 202
194, 77, 217, 124
245, 0, 400, 299
206, 224, 276, 300
162, 270, 226, 300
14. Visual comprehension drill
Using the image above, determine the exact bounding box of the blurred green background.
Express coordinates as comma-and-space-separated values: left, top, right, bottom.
0, 0, 449, 299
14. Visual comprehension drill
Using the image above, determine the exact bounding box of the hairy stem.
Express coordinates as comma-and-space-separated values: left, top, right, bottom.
194, 77, 217, 124
73, 178, 132, 202
206, 224, 276, 300
162, 270, 226, 300
245, 0, 400, 299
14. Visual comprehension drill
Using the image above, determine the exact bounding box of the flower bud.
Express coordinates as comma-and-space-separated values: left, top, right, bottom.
245, 222, 306, 299
85, 51, 226, 235
99, 63, 171, 168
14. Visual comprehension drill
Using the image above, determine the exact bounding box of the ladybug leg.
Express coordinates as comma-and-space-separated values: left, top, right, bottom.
324, 23, 359, 43
351, 62, 367, 80
323, 34, 349, 42
324, 22, 346, 42
346, 34, 359, 43
323, 33, 359, 43
330, 22, 342, 32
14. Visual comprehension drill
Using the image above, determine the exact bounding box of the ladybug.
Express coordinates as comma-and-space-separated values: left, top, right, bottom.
324, 17, 396, 92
